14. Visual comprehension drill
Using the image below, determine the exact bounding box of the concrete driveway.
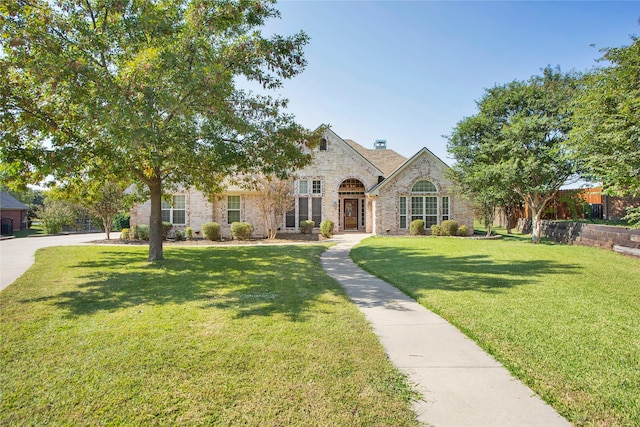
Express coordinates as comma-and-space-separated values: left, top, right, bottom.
0, 233, 117, 291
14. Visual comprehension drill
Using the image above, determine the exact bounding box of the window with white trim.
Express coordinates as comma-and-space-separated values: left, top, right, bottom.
312, 180, 322, 194
442, 197, 450, 221
162, 195, 186, 225
227, 195, 241, 224
400, 180, 450, 229
299, 180, 308, 195
399, 196, 407, 229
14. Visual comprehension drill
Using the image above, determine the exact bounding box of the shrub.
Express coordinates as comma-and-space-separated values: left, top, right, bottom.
410, 219, 425, 236
162, 222, 173, 241
185, 227, 194, 240
202, 222, 221, 241
174, 229, 185, 241
112, 213, 130, 231
440, 220, 459, 236
231, 222, 254, 240
120, 228, 130, 240
300, 219, 315, 234
430, 224, 441, 236
134, 224, 150, 241
459, 224, 468, 236
320, 220, 334, 238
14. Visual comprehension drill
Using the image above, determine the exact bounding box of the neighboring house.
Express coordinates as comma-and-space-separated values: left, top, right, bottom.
0, 192, 28, 235
130, 128, 474, 237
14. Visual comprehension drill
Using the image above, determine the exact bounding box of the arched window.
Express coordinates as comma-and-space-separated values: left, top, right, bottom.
412, 180, 437, 193
399, 180, 450, 230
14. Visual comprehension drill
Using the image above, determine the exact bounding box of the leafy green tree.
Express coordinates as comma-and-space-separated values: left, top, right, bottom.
569, 36, 640, 226
447, 67, 579, 243
1, 0, 320, 260
52, 179, 134, 240
36, 196, 75, 235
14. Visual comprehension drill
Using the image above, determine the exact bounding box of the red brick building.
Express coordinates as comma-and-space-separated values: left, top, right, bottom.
1, 192, 28, 235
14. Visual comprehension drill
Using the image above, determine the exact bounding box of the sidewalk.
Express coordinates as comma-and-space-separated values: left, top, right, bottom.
321, 233, 571, 427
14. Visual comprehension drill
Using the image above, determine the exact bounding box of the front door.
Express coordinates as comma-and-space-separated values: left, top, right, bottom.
344, 199, 358, 230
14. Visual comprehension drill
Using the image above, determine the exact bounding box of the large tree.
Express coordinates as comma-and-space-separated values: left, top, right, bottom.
1, 0, 320, 260
569, 36, 640, 216
447, 67, 579, 243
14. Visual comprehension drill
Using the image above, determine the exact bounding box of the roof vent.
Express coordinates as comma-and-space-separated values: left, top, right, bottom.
374, 139, 387, 150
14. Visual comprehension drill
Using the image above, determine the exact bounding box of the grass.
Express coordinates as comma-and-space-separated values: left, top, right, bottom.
351, 236, 640, 427
10, 224, 45, 238
0, 245, 419, 426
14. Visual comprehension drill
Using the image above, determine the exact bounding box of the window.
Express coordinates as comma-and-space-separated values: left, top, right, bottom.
412, 180, 437, 193
298, 180, 308, 195
319, 138, 327, 151
312, 180, 322, 194
402, 180, 448, 230
161, 195, 186, 225
312, 198, 322, 226
399, 196, 407, 229
227, 195, 240, 224
442, 197, 450, 221
298, 197, 308, 225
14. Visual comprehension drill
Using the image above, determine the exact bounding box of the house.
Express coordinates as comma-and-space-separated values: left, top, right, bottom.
0, 192, 28, 235
130, 128, 474, 237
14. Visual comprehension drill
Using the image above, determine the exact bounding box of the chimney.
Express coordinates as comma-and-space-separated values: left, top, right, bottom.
374, 139, 387, 150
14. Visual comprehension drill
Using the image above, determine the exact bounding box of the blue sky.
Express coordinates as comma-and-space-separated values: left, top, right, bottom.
259, 1, 639, 164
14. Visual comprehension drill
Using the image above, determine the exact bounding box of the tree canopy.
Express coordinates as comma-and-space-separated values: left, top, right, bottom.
447, 67, 579, 243
1, 0, 321, 260
569, 36, 640, 198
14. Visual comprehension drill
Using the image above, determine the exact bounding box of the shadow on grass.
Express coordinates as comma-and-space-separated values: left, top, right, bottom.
351, 243, 580, 295
24, 245, 334, 321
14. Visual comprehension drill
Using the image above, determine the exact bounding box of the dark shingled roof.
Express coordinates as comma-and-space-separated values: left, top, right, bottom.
343, 139, 407, 177
0, 192, 28, 210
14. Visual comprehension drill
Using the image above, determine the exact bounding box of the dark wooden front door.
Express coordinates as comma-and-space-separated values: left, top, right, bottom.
344, 199, 358, 230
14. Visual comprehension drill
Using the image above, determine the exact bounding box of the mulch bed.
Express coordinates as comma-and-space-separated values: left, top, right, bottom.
91, 233, 328, 246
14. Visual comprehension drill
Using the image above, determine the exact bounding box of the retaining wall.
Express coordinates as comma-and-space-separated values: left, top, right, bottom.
539, 221, 640, 257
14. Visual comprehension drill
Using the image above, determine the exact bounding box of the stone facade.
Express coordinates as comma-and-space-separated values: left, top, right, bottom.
370, 148, 474, 235
130, 128, 474, 238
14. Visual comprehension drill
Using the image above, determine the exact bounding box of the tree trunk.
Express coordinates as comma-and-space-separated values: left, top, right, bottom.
103, 217, 112, 240
531, 210, 542, 243
147, 177, 164, 261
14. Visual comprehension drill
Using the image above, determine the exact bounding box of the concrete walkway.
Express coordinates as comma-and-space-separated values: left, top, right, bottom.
321, 233, 571, 427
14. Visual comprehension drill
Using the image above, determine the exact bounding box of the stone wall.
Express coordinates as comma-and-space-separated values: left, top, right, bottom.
540, 221, 640, 256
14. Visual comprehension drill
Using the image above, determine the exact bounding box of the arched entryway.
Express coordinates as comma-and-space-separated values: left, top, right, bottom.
338, 178, 366, 231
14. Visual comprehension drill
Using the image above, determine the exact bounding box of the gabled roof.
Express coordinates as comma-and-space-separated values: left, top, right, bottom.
0, 192, 28, 210
343, 139, 408, 177
320, 127, 385, 176
368, 147, 451, 195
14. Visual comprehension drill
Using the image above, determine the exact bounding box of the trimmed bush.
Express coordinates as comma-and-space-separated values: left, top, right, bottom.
300, 219, 315, 234
440, 220, 459, 236
202, 222, 221, 241
459, 224, 468, 236
120, 228, 130, 240
133, 224, 150, 241
174, 229, 185, 241
430, 224, 441, 236
162, 222, 173, 241
185, 227, 194, 240
231, 222, 253, 240
410, 219, 425, 236
320, 220, 334, 238
113, 213, 130, 231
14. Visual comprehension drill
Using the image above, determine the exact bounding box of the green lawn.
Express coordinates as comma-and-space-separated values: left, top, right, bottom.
0, 245, 419, 426
351, 236, 640, 427
11, 224, 45, 238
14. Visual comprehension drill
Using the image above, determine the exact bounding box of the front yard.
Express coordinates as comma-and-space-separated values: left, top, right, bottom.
0, 245, 419, 426
351, 236, 640, 426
